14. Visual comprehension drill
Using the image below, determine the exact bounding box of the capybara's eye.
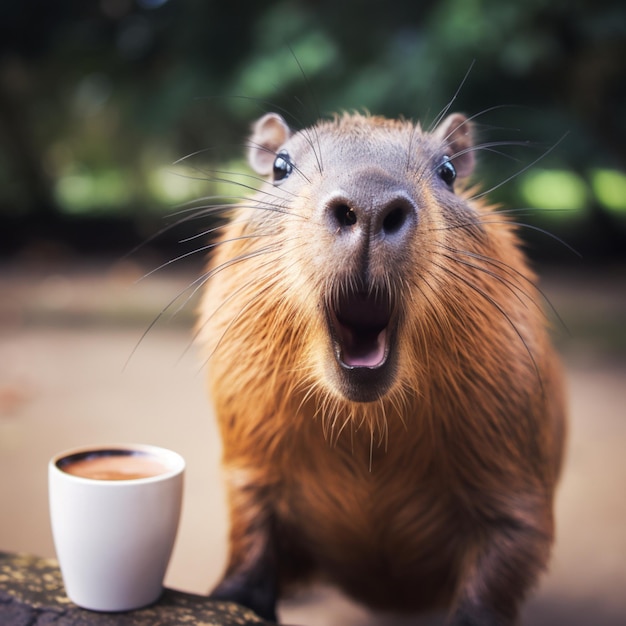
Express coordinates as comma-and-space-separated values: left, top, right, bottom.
437, 156, 456, 188
273, 150, 293, 182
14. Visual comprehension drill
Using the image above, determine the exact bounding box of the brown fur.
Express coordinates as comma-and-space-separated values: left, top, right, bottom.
198, 112, 566, 625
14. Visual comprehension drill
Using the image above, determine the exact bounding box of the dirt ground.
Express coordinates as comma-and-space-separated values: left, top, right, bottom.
0, 259, 625, 625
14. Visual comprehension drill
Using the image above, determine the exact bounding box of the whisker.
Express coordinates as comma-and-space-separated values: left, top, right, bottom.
168, 148, 312, 206
172, 146, 229, 165
193, 230, 313, 370
173, 233, 300, 324
377, 398, 389, 451
126, 238, 284, 369
492, 207, 569, 219
120, 201, 236, 261
428, 60, 476, 133
124, 179, 299, 264
177, 219, 239, 244
489, 220, 581, 258
446, 244, 570, 334
405, 122, 424, 172
194, 93, 305, 126
428, 213, 581, 259
184, 271, 279, 366
166, 198, 240, 218
470, 133, 570, 199
175, 164, 284, 193
461, 139, 536, 163
173, 165, 302, 202
436, 246, 535, 310
332, 413, 352, 447
178, 201, 306, 242
245, 139, 313, 185
197, 273, 284, 373
287, 45, 324, 175
422, 139, 558, 189
445, 103, 534, 136
432, 260, 544, 395
140, 243, 217, 280
138, 228, 280, 283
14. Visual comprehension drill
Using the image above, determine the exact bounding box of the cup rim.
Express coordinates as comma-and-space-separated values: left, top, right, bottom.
49, 443, 185, 484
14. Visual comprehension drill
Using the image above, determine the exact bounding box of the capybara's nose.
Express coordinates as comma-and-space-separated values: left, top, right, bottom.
325, 191, 416, 247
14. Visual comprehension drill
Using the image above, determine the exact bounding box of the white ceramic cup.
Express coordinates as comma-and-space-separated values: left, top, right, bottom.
48, 443, 185, 612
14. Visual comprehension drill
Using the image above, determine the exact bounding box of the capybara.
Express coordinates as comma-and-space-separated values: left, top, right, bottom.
197, 111, 566, 625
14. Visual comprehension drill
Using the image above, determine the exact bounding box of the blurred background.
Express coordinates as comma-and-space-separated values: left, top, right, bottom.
0, 0, 625, 261
0, 1, 625, 625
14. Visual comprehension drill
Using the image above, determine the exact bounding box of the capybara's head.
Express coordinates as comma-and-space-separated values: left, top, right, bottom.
243, 113, 477, 403
198, 112, 534, 416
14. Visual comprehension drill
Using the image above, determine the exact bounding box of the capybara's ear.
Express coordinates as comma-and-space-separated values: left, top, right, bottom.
435, 113, 475, 179
247, 113, 292, 175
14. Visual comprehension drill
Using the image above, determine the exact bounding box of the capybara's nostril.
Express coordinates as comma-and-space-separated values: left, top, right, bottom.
332, 202, 358, 228
326, 193, 415, 239
374, 195, 415, 242
381, 205, 407, 235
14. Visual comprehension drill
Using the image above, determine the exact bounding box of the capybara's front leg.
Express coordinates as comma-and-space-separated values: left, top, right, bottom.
448, 507, 553, 626
210, 472, 278, 622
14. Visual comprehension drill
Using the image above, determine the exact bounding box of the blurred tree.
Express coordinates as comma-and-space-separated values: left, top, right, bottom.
0, 0, 624, 259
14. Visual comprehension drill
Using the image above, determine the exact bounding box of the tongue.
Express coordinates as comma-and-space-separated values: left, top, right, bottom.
338, 324, 387, 367
333, 291, 391, 368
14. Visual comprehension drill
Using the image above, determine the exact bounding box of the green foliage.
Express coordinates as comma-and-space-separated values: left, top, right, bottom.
591, 170, 626, 214
0, 0, 624, 256
519, 169, 589, 217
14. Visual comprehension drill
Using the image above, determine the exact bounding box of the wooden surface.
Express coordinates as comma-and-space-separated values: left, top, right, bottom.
0, 552, 270, 625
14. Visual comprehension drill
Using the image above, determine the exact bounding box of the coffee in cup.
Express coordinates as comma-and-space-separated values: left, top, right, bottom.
57, 449, 171, 481
49, 443, 184, 612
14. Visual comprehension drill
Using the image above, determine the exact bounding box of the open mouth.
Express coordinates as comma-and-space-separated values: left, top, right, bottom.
327, 290, 394, 370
